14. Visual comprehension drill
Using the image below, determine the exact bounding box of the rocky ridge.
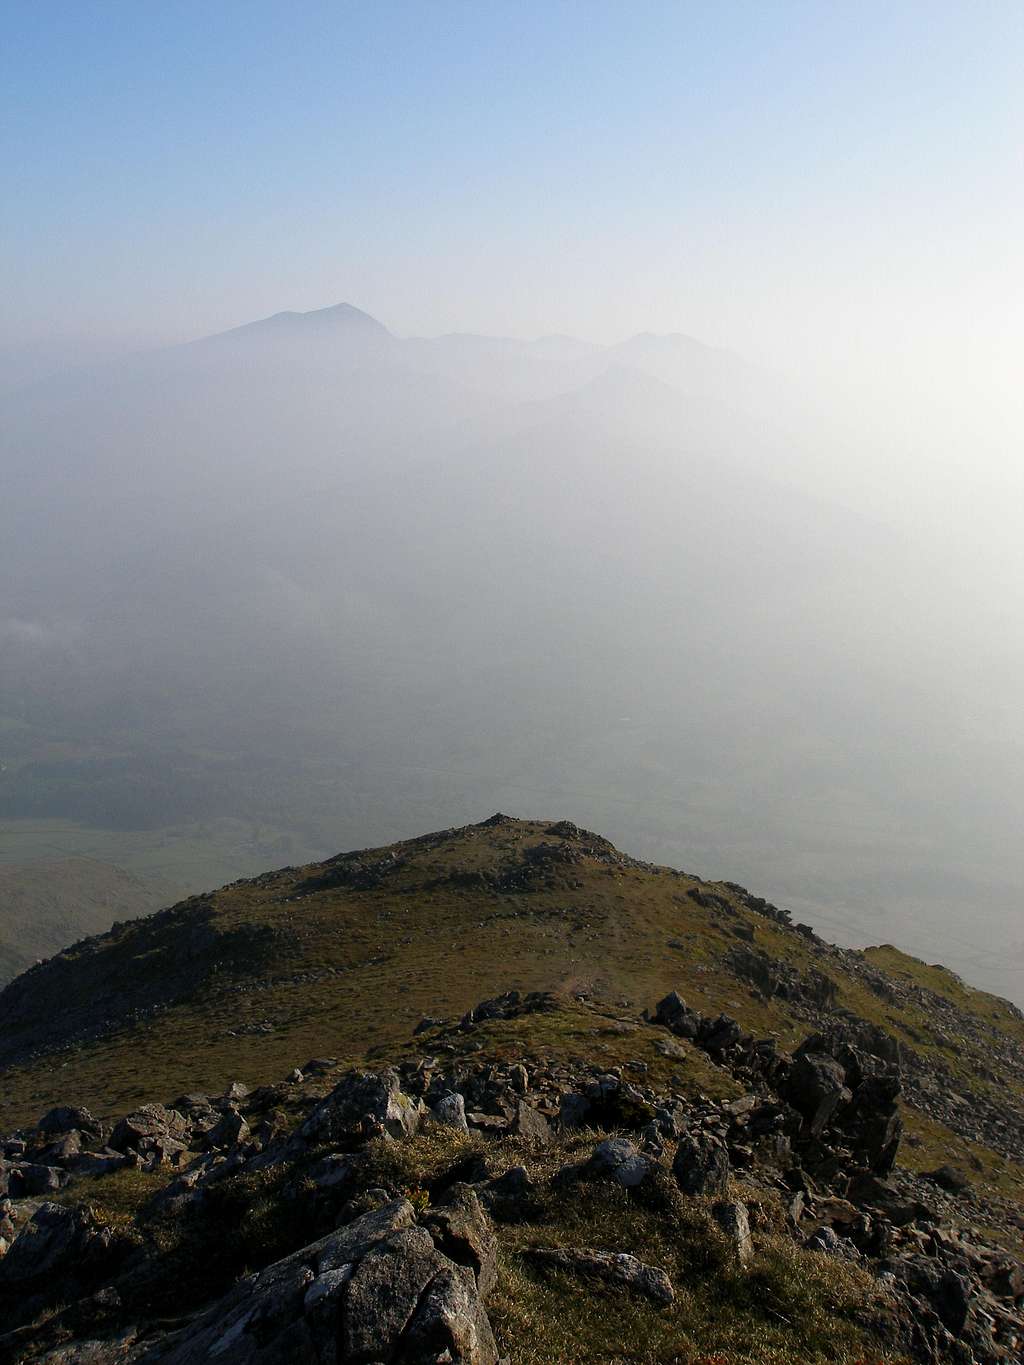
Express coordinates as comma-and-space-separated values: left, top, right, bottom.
1, 986, 1021, 1364
2, 816, 1023, 1362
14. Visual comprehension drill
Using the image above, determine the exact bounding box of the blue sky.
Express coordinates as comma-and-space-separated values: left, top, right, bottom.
2, 0, 1022, 402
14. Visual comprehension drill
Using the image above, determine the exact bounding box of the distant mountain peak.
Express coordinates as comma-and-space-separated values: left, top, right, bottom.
203, 301, 392, 347
256, 301, 391, 334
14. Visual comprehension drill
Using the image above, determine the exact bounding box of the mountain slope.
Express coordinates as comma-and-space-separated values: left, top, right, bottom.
0, 857, 165, 986
1, 815, 1022, 1221
2, 816, 1023, 1363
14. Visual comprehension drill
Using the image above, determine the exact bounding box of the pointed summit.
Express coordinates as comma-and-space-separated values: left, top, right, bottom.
204, 301, 392, 346
263, 301, 391, 334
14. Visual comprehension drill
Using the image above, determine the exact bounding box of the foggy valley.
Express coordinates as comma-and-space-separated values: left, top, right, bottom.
2, 301, 1021, 1002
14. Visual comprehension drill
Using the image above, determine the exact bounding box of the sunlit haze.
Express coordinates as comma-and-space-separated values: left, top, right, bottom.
2, 3, 1023, 1005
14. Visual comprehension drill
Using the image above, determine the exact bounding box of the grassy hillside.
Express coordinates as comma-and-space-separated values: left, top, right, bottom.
0, 856, 167, 985
2, 815, 1023, 1362
1, 815, 1021, 1231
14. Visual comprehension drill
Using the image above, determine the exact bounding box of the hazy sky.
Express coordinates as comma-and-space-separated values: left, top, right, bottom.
3, 2, 1022, 408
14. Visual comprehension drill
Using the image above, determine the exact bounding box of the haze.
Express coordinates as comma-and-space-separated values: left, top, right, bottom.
1, 4, 1022, 1004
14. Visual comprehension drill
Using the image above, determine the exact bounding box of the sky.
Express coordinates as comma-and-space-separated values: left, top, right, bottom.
2, 2, 1022, 409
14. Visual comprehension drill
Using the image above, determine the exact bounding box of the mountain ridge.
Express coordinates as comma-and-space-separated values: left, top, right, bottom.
1, 814, 1022, 1363
2, 815, 1022, 1202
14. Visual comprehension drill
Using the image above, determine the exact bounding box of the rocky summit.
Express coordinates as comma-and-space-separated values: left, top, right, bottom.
0, 816, 1022, 1363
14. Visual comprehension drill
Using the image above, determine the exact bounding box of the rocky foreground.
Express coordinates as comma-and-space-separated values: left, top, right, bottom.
1, 987, 1021, 1364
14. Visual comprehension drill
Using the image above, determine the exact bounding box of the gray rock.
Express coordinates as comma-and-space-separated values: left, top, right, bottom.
782, 1053, 849, 1138
301, 1058, 338, 1076
402, 1262, 499, 1364
139, 1200, 417, 1362
653, 1036, 689, 1060
343, 1226, 443, 1359
430, 1092, 469, 1131
173, 1094, 214, 1116
40, 1130, 83, 1163
306, 1153, 355, 1191
204, 1110, 250, 1150
509, 1099, 549, 1143
0, 1202, 117, 1288
805, 1224, 860, 1260
712, 1199, 753, 1265
586, 1138, 651, 1188
700, 1015, 746, 1053
135, 1197, 499, 1364
65, 1152, 128, 1184
525, 1247, 674, 1306
109, 1105, 190, 1155
672, 1130, 730, 1198
424, 1185, 497, 1298
557, 1093, 592, 1128
302, 1263, 351, 1312
7, 1162, 69, 1197
508, 1064, 529, 1095
481, 1165, 533, 1212
36, 1106, 101, 1138
300, 1069, 422, 1143
923, 1164, 971, 1194
653, 990, 688, 1026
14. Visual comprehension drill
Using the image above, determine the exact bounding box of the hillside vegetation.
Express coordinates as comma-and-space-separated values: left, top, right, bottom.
1, 816, 1023, 1362
0, 857, 165, 986
1, 817, 1022, 1206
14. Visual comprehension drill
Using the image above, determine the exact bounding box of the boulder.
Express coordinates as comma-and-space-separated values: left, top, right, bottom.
585, 1138, 651, 1189
343, 1226, 447, 1358
0, 1202, 119, 1289
672, 1130, 730, 1198
109, 1105, 190, 1155
300, 1069, 423, 1144
423, 1185, 497, 1298
806, 1225, 860, 1260
65, 1152, 129, 1178
782, 1053, 849, 1138
557, 1093, 592, 1128
480, 1166, 534, 1216
887, 1255, 974, 1336
7, 1162, 69, 1197
306, 1153, 355, 1191
508, 1099, 550, 1143
712, 1199, 753, 1266
138, 1199, 498, 1364
653, 991, 701, 1039
653, 990, 688, 1026
401, 1261, 499, 1364
700, 1015, 746, 1053
653, 1036, 689, 1060
429, 1092, 469, 1132
172, 1093, 214, 1116
36, 1106, 101, 1139
40, 1130, 83, 1164
204, 1111, 250, 1150
923, 1164, 971, 1194
508, 1064, 529, 1095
